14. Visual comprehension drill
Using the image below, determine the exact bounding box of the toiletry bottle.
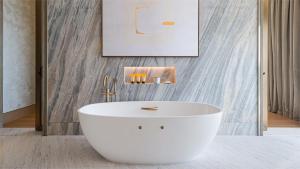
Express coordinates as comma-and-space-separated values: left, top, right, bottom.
153, 76, 161, 84
129, 74, 135, 84
136, 74, 141, 84
141, 73, 147, 84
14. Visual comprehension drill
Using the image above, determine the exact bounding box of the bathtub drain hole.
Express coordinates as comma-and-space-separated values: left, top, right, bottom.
138, 126, 142, 130
160, 126, 164, 130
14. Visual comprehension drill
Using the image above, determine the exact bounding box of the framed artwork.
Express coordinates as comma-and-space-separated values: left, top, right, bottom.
102, 0, 199, 57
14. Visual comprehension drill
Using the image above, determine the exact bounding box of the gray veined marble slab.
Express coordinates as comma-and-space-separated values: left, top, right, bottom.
47, 0, 258, 135
0, 133, 300, 169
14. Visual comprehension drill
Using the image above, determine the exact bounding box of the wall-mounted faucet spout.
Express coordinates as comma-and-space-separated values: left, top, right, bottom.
102, 75, 117, 102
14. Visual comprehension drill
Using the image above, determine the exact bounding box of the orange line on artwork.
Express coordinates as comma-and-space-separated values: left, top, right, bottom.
162, 21, 176, 26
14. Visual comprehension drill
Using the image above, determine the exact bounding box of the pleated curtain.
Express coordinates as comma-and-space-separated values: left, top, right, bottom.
269, 0, 300, 120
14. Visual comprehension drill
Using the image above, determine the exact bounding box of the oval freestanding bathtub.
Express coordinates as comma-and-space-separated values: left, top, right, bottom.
78, 101, 222, 164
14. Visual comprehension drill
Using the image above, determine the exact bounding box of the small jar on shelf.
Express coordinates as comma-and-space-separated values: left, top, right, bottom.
135, 74, 141, 84
153, 76, 161, 84
129, 74, 135, 84
141, 73, 147, 84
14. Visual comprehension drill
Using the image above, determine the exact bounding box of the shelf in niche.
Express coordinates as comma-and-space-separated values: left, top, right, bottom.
124, 67, 176, 85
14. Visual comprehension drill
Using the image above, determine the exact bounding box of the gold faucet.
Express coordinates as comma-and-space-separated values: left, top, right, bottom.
102, 75, 117, 102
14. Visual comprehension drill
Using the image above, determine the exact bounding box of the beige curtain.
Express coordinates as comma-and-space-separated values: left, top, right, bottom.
269, 0, 300, 120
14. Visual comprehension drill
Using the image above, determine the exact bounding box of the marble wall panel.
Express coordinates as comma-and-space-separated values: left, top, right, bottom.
47, 0, 258, 135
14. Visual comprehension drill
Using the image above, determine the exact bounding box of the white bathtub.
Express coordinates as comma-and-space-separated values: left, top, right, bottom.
78, 101, 222, 164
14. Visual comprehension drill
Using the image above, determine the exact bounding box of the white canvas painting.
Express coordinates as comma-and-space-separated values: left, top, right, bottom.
102, 0, 199, 56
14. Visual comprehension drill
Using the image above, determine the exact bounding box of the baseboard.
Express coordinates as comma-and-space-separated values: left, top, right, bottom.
3, 105, 35, 123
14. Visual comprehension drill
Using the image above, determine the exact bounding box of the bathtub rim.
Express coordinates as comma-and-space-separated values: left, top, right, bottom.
78, 101, 222, 119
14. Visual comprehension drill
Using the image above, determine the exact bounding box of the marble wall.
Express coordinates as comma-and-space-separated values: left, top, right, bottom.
47, 0, 258, 135
3, 0, 36, 113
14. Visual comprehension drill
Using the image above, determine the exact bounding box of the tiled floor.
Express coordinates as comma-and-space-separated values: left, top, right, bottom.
0, 129, 300, 169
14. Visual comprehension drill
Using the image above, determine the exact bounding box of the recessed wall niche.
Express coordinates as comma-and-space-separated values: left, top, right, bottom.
124, 67, 176, 84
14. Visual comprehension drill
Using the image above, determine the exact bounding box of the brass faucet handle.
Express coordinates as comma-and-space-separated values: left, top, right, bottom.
101, 92, 109, 95
101, 92, 116, 96
101, 88, 115, 96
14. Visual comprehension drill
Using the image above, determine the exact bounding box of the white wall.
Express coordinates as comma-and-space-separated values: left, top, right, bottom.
3, 0, 36, 113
